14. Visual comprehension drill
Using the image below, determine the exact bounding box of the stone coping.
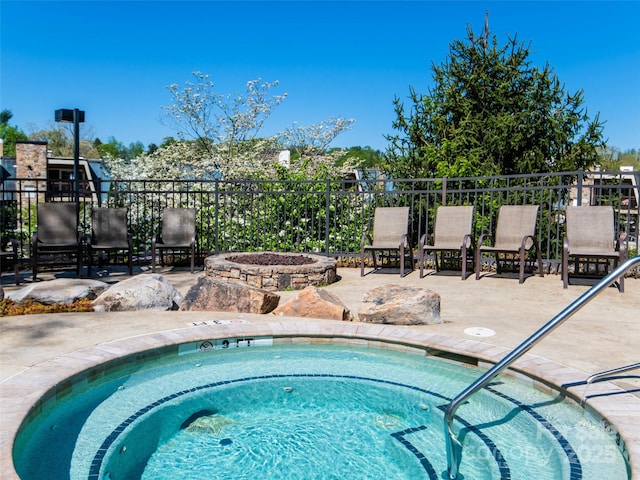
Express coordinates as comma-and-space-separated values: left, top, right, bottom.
1, 319, 637, 479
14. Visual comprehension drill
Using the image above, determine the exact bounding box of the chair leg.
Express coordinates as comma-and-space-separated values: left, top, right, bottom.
190, 245, 195, 274
400, 246, 405, 277
475, 249, 482, 280
14, 255, 20, 286
519, 246, 526, 284
360, 249, 365, 276
419, 248, 424, 278
562, 251, 569, 289
32, 247, 37, 281
461, 247, 467, 280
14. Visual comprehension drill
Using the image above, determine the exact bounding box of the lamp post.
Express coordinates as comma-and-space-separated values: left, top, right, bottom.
54, 108, 85, 203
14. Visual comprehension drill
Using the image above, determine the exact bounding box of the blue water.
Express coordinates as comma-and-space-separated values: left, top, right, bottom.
14, 344, 629, 480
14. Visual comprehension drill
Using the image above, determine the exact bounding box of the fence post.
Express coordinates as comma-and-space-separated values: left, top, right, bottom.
442, 176, 448, 205
577, 169, 583, 206
325, 179, 331, 256
214, 180, 219, 253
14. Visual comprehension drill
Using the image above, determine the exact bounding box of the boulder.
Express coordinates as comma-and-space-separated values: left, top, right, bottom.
93, 273, 183, 312
179, 277, 280, 314
272, 286, 352, 321
7, 278, 110, 305
358, 284, 441, 325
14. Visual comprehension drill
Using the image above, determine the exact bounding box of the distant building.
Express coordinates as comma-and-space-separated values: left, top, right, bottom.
0, 141, 107, 203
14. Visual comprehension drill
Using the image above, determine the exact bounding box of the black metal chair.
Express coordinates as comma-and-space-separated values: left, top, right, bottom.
152, 207, 196, 273
0, 238, 20, 285
31, 203, 83, 280
87, 207, 133, 277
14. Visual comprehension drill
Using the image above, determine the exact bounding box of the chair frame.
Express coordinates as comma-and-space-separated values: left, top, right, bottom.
152, 207, 197, 274
0, 238, 20, 285
419, 205, 474, 280
562, 205, 626, 292
31, 202, 83, 281
87, 207, 133, 277
360, 206, 413, 277
475, 205, 544, 284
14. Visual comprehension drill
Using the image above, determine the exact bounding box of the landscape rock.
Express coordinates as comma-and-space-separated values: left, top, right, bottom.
7, 278, 110, 305
179, 277, 280, 314
358, 284, 441, 325
93, 273, 183, 312
272, 286, 352, 321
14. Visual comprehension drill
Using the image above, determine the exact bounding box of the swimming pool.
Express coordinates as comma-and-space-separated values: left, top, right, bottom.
13, 339, 630, 480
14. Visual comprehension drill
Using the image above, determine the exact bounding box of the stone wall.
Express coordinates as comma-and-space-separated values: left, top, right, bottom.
15, 141, 48, 203
205, 253, 337, 291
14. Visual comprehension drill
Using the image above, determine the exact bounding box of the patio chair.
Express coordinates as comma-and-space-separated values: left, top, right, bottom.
419, 205, 474, 280
360, 206, 413, 277
152, 207, 196, 273
87, 207, 133, 277
31, 202, 83, 281
562, 205, 626, 292
0, 238, 20, 285
475, 205, 543, 284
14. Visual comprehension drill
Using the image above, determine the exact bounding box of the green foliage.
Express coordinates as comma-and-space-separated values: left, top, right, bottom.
596, 147, 640, 171
385, 23, 605, 179
0, 109, 28, 157
29, 123, 101, 158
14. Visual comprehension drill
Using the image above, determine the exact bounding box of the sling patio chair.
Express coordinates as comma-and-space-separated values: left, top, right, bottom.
31, 202, 83, 281
419, 205, 474, 280
152, 207, 197, 273
0, 238, 20, 285
562, 205, 626, 292
360, 206, 413, 277
87, 207, 133, 277
475, 205, 544, 284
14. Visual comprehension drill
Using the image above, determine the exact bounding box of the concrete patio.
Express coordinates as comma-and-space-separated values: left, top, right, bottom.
1, 264, 639, 478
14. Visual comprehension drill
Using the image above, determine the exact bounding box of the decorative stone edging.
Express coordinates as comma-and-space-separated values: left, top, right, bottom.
205, 252, 337, 291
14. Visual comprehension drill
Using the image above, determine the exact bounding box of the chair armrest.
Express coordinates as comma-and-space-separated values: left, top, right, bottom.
462, 233, 473, 249
617, 236, 627, 260
360, 234, 371, 249
520, 234, 536, 251
419, 233, 428, 247
477, 233, 491, 249
401, 233, 411, 249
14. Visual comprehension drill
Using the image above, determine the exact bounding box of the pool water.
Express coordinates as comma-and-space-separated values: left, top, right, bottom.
14, 343, 629, 480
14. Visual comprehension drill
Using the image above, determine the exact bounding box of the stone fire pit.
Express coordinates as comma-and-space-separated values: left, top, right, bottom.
205, 252, 337, 291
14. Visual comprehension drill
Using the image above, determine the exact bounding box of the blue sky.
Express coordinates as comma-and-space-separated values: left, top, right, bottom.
1, 1, 639, 153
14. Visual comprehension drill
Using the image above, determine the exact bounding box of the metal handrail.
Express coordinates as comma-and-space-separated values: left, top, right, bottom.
586, 362, 640, 385
444, 255, 640, 480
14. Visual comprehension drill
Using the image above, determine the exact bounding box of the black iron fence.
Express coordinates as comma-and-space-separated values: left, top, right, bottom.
1, 169, 638, 268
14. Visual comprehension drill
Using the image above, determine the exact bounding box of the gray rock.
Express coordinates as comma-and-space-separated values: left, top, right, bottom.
93, 273, 183, 312
272, 286, 352, 321
358, 284, 441, 325
7, 278, 110, 305
179, 277, 280, 314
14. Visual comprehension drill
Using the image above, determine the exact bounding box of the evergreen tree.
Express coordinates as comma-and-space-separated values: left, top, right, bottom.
385, 21, 605, 178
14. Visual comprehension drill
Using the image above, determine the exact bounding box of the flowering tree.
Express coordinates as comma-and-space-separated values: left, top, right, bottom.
161, 72, 287, 166
106, 72, 358, 182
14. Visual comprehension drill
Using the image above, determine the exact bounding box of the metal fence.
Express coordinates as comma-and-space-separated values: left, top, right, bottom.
1, 169, 638, 269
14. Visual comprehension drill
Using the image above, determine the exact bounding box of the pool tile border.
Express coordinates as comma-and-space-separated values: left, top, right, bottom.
1, 319, 638, 479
